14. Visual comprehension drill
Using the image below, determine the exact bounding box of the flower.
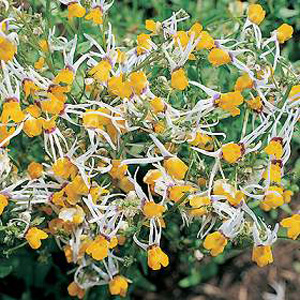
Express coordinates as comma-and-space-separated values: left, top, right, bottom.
288, 85, 300, 101
0, 35, 17, 62
216, 91, 244, 116
25, 227, 48, 249
262, 162, 281, 183
109, 275, 129, 297
163, 157, 188, 180
143, 202, 166, 218
27, 162, 43, 179
67, 281, 85, 299
248, 4, 266, 25
196, 31, 214, 50
68, 2, 86, 20
260, 186, 284, 211
0, 194, 8, 215
276, 24, 293, 44
85, 7, 103, 25
208, 48, 231, 66
188, 132, 213, 151
234, 73, 253, 91
252, 245, 273, 267
189, 196, 210, 217
85, 235, 109, 260
280, 214, 300, 240
247, 96, 263, 113
222, 143, 243, 164
264, 138, 283, 159
171, 68, 189, 90
203, 231, 227, 256
148, 245, 169, 270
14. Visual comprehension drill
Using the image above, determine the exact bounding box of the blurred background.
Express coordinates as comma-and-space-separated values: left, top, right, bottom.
0, 0, 299, 299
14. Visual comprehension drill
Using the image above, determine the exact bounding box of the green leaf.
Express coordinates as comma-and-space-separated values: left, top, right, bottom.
0, 265, 13, 278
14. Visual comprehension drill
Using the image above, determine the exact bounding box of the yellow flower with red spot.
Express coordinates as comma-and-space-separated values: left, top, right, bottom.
25, 227, 48, 249
23, 118, 44, 137
252, 245, 273, 267
280, 214, 300, 240
203, 231, 227, 256
148, 245, 169, 270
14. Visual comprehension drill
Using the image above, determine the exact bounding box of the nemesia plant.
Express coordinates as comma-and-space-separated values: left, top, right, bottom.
0, 0, 299, 298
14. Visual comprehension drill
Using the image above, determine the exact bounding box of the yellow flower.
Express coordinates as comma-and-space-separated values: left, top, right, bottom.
67, 282, 85, 299
264, 139, 283, 159
196, 31, 215, 50
34, 57, 45, 70
174, 31, 189, 48
143, 169, 163, 185
52, 157, 78, 180
85, 235, 109, 260
0, 194, 9, 215
23, 118, 44, 137
118, 176, 135, 193
27, 162, 43, 179
188, 132, 213, 151
109, 276, 129, 297
234, 73, 253, 91
280, 214, 300, 240
288, 85, 300, 101
149, 97, 165, 114
108, 75, 132, 99
208, 48, 231, 66
283, 190, 293, 204
25, 227, 48, 249
143, 202, 166, 218
109, 160, 128, 180
168, 185, 196, 202
213, 180, 244, 206
1, 100, 26, 123
189, 196, 210, 217
0, 35, 17, 62
145, 19, 157, 33
148, 245, 169, 270
171, 68, 188, 90
260, 186, 284, 211
277, 24, 293, 44
248, 4, 266, 25
247, 96, 263, 113
136, 33, 152, 55
89, 60, 112, 82
164, 156, 188, 180
53, 68, 74, 85
252, 245, 273, 267
203, 231, 227, 256
262, 162, 281, 183
68, 2, 86, 20
38, 40, 49, 52
216, 91, 244, 117
22, 79, 40, 99
189, 22, 203, 38
222, 143, 243, 164
85, 7, 103, 25
129, 71, 148, 95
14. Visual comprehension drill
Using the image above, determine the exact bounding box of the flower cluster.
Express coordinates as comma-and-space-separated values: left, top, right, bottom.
0, 1, 299, 298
